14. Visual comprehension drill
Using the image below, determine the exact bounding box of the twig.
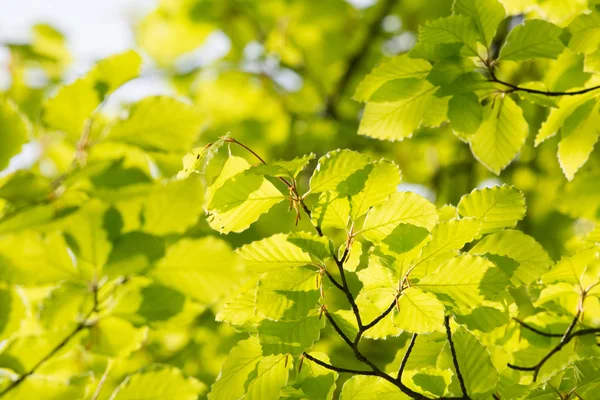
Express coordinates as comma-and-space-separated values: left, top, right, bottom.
445, 316, 470, 399
0, 286, 99, 398
323, 308, 355, 348
397, 333, 418, 381
513, 318, 562, 337
363, 297, 398, 331
301, 353, 379, 376
507, 293, 592, 381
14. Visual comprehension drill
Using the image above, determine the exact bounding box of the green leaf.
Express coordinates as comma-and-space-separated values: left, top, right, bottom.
1, 375, 89, 400
256, 267, 320, 320
535, 92, 600, 146
104, 232, 165, 278
449, 326, 499, 396
557, 100, 600, 180
0, 285, 26, 340
251, 154, 316, 179
448, 92, 483, 136
457, 185, 526, 234
111, 365, 204, 400
410, 15, 480, 60
178, 134, 230, 180
126, 283, 187, 323
542, 248, 598, 286
0, 98, 30, 170
208, 337, 263, 400
258, 314, 325, 356
499, 20, 565, 61
311, 193, 351, 230
470, 230, 552, 286
357, 260, 398, 310
354, 55, 432, 102
358, 80, 439, 140
87, 50, 142, 97
412, 368, 452, 397
43, 77, 101, 141
39, 283, 91, 331
308, 150, 370, 194
245, 354, 292, 400
59, 201, 112, 279
43, 50, 141, 142
393, 287, 445, 333
0, 231, 79, 285
347, 160, 402, 219
410, 218, 481, 278
106, 96, 203, 152
340, 376, 409, 400
294, 352, 338, 400
86, 316, 148, 357
142, 176, 204, 235
216, 283, 262, 327
567, 10, 600, 54
416, 254, 509, 309
287, 232, 333, 262
469, 95, 528, 174
427, 57, 477, 86
237, 233, 312, 273
208, 170, 286, 234
151, 237, 242, 303
453, 0, 506, 46
360, 191, 439, 245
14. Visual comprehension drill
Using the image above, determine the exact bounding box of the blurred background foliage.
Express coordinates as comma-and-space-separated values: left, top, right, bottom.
0, 0, 599, 398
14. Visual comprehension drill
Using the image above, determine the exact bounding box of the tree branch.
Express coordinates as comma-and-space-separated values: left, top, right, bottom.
323, 308, 355, 348
301, 353, 379, 376
363, 296, 398, 331
325, 0, 399, 118
513, 318, 563, 337
397, 333, 418, 381
0, 285, 99, 398
445, 316, 470, 399
489, 76, 600, 97
507, 293, 592, 381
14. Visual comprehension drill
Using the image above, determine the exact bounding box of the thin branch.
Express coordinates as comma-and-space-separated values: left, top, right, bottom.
323, 308, 355, 348
301, 353, 379, 376
0, 286, 99, 398
507, 294, 589, 381
397, 333, 418, 381
445, 316, 470, 399
513, 318, 562, 337
325, 0, 399, 118
489, 76, 600, 97
362, 296, 398, 331
322, 267, 344, 291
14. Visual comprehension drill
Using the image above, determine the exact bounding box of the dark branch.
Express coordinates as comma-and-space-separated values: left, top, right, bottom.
301, 353, 379, 376
507, 296, 591, 381
363, 297, 397, 331
397, 333, 418, 381
323, 308, 355, 348
513, 318, 562, 337
325, 0, 399, 118
489, 76, 600, 97
322, 267, 344, 291
445, 316, 470, 399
